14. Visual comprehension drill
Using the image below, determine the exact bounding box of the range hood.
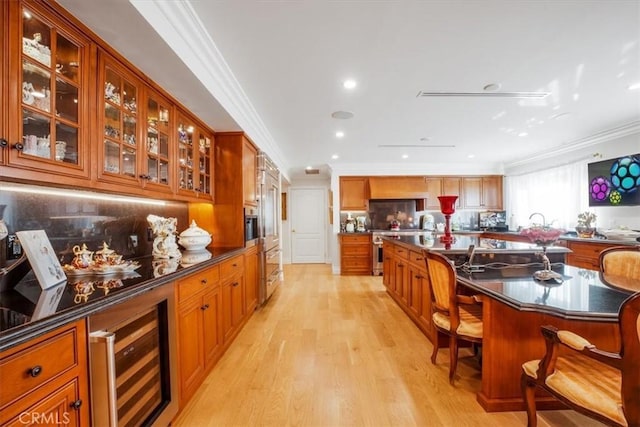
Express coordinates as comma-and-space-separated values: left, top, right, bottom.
367, 177, 428, 200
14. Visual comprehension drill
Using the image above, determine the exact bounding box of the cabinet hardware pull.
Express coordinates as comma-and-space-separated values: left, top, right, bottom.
29, 365, 42, 377
70, 399, 83, 409
416, 257, 423, 261
13, 142, 24, 151
232, 282, 239, 287
201, 279, 207, 284
0, 138, 7, 147
201, 305, 208, 310
232, 263, 237, 267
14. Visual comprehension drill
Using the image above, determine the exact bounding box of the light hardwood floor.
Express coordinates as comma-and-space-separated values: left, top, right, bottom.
174, 264, 602, 427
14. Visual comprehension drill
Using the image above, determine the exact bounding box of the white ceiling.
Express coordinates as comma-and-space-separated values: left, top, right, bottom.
56, 0, 640, 180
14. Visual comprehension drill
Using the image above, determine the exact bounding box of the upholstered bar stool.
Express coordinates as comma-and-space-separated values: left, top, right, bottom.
423, 249, 483, 385
521, 291, 640, 427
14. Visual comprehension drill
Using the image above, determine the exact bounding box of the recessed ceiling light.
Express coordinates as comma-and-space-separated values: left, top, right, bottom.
483, 83, 501, 92
467, 154, 476, 158
628, 82, 640, 90
518, 132, 528, 137
331, 111, 354, 119
402, 154, 409, 159
335, 131, 344, 138
343, 79, 357, 89
305, 166, 313, 170
331, 154, 339, 160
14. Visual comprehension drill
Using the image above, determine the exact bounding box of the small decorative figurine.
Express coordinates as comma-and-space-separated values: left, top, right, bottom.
147, 214, 181, 260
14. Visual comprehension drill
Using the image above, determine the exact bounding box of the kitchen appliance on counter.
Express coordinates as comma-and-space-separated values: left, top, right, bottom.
421, 214, 435, 231
259, 153, 282, 304
479, 210, 508, 231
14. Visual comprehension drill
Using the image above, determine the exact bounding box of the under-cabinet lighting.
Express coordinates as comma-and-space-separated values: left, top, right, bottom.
1, 184, 167, 206
23, 11, 32, 19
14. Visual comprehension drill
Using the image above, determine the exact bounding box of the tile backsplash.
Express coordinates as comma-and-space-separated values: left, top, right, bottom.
0, 184, 188, 269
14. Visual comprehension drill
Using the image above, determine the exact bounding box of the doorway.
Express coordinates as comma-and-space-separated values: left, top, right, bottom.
290, 188, 326, 263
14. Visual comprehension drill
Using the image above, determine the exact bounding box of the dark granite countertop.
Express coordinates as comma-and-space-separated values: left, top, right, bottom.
382, 234, 571, 255
457, 264, 632, 322
0, 247, 244, 352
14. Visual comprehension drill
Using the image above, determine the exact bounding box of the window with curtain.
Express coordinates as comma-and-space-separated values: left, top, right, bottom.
505, 161, 589, 230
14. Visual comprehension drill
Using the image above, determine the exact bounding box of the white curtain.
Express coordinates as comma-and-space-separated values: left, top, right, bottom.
506, 161, 589, 230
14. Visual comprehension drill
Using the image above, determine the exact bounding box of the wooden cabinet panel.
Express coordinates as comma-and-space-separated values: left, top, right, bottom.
462, 176, 503, 209
368, 176, 428, 200
202, 285, 222, 368
340, 233, 372, 275
564, 239, 621, 270
339, 177, 369, 210
176, 265, 221, 403
442, 177, 462, 208
0, 1, 7, 167
244, 245, 259, 313
425, 178, 442, 209
176, 296, 204, 403
176, 111, 213, 200
242, 138, 258, 207
407, 263, 423, 318
141, 87, 174, 193
220, 254, 245, 342
0, 320, 89, 426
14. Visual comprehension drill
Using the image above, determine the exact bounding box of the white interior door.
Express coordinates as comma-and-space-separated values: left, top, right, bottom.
290, 188, 326, 263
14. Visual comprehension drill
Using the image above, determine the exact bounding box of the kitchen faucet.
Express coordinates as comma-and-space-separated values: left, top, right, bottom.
529, 212, 546, 227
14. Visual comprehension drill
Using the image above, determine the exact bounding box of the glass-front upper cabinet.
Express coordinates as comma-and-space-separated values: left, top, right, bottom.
0, 1, 7, 165
142, 89, 173, 192
177, 111, 213, 200
97, 52, 141, 186
5, 1, 91, 177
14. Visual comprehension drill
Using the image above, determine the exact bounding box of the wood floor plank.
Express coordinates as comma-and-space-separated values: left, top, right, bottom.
174, 264, 604, 427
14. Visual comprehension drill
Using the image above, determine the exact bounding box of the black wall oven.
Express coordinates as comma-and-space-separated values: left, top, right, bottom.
88, 284, 178, 427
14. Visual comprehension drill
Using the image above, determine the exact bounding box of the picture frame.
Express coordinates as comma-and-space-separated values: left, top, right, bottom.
15, 230, 67, 289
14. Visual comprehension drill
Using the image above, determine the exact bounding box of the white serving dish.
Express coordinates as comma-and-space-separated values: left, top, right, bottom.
600, 229, 640, 241
178, 220, 212, 250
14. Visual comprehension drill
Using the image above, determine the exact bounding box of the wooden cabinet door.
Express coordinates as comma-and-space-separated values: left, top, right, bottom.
407, 263, 424, 318
442, 177, 462, 208
221, 281, 232, 342
141, 88, 174, 193
462, 177, 482, 209
242, 137, 258, 207
425, 177, 442, 209
481, 176, 503, 209
230, 276, 244, 329
244, 246, 259, 313
394, 257, 408, 304
97, 52, 142, 187
202, 286, 222, 368
4, 379, 83, 427
177, 296, 205, 403
176, 112, 214, 200
340, 177, 368, 210
0, 0, 6, 166
5, 1, 91, 179
382, 244, 392, 288
418, 272, 434, 343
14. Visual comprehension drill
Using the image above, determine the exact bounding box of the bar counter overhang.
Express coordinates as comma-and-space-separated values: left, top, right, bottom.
381, 235, 633, 412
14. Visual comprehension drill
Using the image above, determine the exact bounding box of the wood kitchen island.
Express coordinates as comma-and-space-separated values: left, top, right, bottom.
382, 236, 632, 412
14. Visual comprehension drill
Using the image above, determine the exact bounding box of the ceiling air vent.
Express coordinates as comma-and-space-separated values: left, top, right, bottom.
416, 90, 550, 99
305, 168, 320, 175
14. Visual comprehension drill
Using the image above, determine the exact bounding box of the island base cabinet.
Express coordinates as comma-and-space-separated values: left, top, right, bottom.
478, 297, 621, 412
0, 320, 89, 426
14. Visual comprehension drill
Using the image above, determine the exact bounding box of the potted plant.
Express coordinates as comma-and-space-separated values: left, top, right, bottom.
576, 211, 597, 238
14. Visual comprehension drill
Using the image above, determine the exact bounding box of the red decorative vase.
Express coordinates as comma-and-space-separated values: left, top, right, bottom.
438, 195, 458, 244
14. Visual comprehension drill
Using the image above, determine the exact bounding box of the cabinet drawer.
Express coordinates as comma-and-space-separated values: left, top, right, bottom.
409, 250, 426, 266
342, 255, 371, 266
394, 246, 409, 259
567, 254, 599, 270
0, 328, 78, 407
221, 255, 244, 279
177, 266, 220, 302
342, 234, 371, 244
569, 241, 607, 258
342, 245, 371, 256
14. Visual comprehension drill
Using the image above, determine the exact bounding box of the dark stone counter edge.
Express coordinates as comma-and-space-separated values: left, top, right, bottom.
457, 276, 628, 323
382, 235, 571, 254
0, 247, 245, 353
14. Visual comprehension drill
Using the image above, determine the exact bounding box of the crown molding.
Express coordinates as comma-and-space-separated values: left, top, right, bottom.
129, 0, 290, 177
504, 121, 640, 169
